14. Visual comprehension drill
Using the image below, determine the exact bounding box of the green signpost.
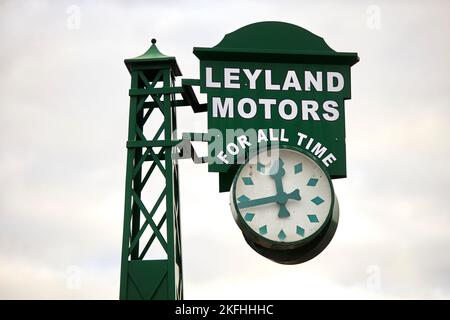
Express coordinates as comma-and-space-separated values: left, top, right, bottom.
119, 40, 204, 300
120, 21, 358, 299
194, 22, 358, 191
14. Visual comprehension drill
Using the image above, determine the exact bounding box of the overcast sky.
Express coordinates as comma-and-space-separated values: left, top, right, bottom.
0, 0, 449, 299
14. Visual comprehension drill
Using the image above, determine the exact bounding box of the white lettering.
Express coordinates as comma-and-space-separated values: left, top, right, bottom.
305, 137, 314, 149
323, 100, 339, 121
259, 98, 276, 119
205, 67, 221, 88
322, 153, 337, 167
212, 97, 233, 118
280, 129, 289, 142
227, 143, 240, 155
327, 72, 344, 92
279, 99, 298, 120
243, 69, 262, 89
305, 71, 322, 91
217, 151, 229, 164
224, 68, 240, 89
301, 100, 320, 120
297, 132, 308, 146
269, 128, 279, 141
311, 142, 328, 158
282, 70, 301, 91
258, 130, 268, 143
265, 70, 280, 90
237, 98, 257, 119
237, 135, 251, 149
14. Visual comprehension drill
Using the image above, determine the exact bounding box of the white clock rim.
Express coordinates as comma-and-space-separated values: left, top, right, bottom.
230, 145, 336, 250
243, 195, 339, 264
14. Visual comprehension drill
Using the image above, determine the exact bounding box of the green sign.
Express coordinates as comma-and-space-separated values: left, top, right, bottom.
194, 22, 358, 191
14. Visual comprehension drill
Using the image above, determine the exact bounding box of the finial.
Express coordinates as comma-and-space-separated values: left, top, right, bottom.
151, 38, 157, 44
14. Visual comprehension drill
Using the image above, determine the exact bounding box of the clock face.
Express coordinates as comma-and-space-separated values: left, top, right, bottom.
230, 147, 334, 248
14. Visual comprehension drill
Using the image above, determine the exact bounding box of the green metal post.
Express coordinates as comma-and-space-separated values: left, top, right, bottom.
119, 40, 184, 300
164, 68, 175, 299
119, 70, 138, 300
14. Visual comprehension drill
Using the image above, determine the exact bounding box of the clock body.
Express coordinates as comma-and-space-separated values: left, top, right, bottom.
230, 146, 339, 264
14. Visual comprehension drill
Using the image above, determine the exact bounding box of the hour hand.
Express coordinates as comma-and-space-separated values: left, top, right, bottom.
278, 204, 290, 218
277, 189, 301, 218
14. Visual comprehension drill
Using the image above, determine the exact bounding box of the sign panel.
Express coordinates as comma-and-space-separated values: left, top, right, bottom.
194, 22, 358, 190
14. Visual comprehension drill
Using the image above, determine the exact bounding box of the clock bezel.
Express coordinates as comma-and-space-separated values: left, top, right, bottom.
244, 195, 339, 265
230, 144, 335, 250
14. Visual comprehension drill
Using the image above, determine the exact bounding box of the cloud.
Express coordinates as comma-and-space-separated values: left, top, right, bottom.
0, 0, 449, 299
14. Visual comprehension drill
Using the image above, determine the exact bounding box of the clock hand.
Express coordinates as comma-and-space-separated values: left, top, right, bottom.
276, 189, 301, 218
237, 194, 279, 209
238, 189, 301, 210
269, 159, 299, 218
269, 159, 286, 195
278, 204, 291, 218
275, 188, 301, 204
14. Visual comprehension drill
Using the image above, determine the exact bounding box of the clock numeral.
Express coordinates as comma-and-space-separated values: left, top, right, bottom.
278, 230, 287, 240
244, 213, 255, 222
296, 226, 305, 237
294, 162, 303, 174
259, 225, 268, 235
237, 195, 250, 203
311, 196, 324, 205
307, 178, 319, 186
242, 177, 254, 185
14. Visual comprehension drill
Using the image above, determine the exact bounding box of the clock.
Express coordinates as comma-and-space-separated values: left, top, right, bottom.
230, 146, 339, 264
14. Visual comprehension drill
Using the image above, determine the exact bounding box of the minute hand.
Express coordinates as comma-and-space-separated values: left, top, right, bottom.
237, 194, 279, 209
237, 190, 300, 210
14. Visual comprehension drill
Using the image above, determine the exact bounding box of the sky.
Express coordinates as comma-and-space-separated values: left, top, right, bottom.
0, 0, 449, 299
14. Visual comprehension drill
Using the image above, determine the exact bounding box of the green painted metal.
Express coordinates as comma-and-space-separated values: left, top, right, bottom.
244, 195, 339, 265
120, 39, 202, 300
125, 38, 182, 76
192, 22, 359, 191
119, 21, 358, 298
193, 21, 358, 65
